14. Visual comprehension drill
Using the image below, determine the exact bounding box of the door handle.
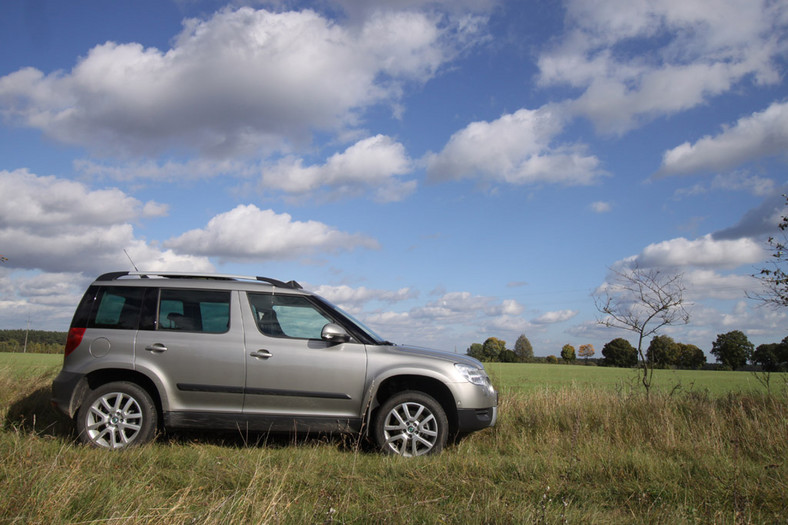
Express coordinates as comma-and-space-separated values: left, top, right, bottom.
250, 349, 273, 359
145, 343, 167, 353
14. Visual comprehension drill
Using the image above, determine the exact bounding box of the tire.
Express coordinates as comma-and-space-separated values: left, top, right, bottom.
76, 381, 157, 449
374, 391, 448, 457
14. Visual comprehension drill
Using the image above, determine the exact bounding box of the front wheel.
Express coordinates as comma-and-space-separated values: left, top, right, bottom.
76, 381, 157, 449
374, 391, 448, 457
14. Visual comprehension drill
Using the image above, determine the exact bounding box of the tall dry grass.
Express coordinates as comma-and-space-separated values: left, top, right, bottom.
1, 360, 787, 523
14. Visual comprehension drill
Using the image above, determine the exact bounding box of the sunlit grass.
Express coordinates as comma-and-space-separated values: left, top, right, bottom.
2, 353, 787, 523
486, 362, 788, 395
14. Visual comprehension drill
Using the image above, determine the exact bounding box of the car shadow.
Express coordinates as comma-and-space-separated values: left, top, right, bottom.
3, 385, 75, 440
162, 426, 376, 453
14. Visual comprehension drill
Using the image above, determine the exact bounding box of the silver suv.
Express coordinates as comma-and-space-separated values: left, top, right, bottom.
51, 271, 497, 456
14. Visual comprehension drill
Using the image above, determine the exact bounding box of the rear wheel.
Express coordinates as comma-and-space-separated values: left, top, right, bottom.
77, 381, 157, 449
374, 391, 448, 457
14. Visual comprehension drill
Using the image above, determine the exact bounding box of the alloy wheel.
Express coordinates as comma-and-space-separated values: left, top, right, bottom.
382, 401, 439, 457
84, 391, 144, 449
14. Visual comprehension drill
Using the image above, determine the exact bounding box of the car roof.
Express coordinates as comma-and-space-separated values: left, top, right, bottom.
93, 271, 306, 293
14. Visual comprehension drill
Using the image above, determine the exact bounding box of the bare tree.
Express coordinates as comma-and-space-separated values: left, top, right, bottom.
594, 264, 689, 395
750, 194, 787, 309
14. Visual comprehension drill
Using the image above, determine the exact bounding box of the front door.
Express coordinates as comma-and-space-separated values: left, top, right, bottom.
242, 292, 367, 421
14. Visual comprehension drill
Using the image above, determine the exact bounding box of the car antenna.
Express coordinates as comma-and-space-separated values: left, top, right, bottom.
123, 249, 140, 272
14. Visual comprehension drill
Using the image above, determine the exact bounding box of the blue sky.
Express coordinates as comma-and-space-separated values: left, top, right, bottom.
1, 0, 787, 358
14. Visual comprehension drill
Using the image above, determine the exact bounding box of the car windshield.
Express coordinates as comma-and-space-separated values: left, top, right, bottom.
315, 295, 389, 345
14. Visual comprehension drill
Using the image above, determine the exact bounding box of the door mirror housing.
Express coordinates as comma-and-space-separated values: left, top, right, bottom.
321, 323, 351, 344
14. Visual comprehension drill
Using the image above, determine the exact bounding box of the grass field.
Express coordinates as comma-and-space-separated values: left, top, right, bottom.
485, 362, 787, 396
1, 353, 787, 524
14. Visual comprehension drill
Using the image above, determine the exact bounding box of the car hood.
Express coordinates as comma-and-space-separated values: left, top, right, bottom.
387, 344, 486, 369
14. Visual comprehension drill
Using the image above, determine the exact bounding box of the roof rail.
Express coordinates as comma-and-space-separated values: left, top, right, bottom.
96, 271, 132, 281
95, 271, 302, 289
255, 276, 303, 289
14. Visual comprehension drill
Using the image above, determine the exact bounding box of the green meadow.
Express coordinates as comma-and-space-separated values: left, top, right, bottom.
2, 353, 786, 524
486, 362, 783, 396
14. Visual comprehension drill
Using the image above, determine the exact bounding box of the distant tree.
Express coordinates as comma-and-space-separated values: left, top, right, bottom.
750, 337, 788, 392
646, 336, 706, 369
498, 349, 519, 363
646, 335, 679, 368
711, 331, 754, 370
602, 338, 638, 368
466, 343, 484, 361
482, 337, 507, 362
514, 334, 534, 362
578, 344, 595, 362
774, 336, 788, 368
594, 264, 689, 395
751, 194, 787, 309
546, 355, 558, 364
675, 343, 706, 369
751, 343, 782, 372
466, 339, 507, 362
561, 344, 576, 363
751, 337, 788, 372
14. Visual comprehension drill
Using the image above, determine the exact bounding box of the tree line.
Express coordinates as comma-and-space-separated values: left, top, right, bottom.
0, 330, 67, 354
466, 330, 788, 372
711, 330, 788, 372
466, 335, 534, 363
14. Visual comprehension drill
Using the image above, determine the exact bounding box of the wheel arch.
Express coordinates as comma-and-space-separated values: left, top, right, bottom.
367, 374, 458, 436
76, 369, 164, 426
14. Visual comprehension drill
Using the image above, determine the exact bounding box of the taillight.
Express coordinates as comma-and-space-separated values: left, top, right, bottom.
64, 327, 86, 357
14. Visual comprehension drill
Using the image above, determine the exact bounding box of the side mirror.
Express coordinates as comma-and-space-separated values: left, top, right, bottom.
321, 323, 351, 344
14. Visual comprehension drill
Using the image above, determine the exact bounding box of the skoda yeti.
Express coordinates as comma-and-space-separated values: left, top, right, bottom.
51, 272, 498, 456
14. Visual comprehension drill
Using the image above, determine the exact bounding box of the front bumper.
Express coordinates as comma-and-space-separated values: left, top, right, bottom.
457, 405, 497, 432
456, 388, 498, 433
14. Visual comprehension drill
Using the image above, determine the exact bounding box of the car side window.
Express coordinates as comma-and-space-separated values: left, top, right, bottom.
158, 289, 231, 333
89, 287, 145, 330
248, 293, 333, 339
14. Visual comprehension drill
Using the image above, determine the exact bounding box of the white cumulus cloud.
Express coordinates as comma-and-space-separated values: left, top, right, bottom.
658, 100, 788, 176
634, 234, 766, 270
425, 106, 605, 186
590, 201, 612, 213
164, 204, 379, 260
0, 7, 484, 159
534, 310, 579, 324
0, 169, 204, 274
683, 269, 759, 301
261, 135, 415, 201
0, 168, 164, 230
539, 0, 787, 134
312, 284, 418, 308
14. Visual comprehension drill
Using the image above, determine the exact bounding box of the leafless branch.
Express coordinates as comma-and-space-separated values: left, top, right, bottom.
594, 264, 689, 394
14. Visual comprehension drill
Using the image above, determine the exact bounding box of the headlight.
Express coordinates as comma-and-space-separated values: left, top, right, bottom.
455, 363, 489, 387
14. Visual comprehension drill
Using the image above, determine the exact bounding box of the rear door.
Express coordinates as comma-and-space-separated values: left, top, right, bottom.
134, 288, 246, 414
242, 292, 367, 419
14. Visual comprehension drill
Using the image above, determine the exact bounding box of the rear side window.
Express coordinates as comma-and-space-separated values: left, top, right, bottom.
158, 289, 231, 333
89, 287, 145, 330
69, 286, 98, 329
